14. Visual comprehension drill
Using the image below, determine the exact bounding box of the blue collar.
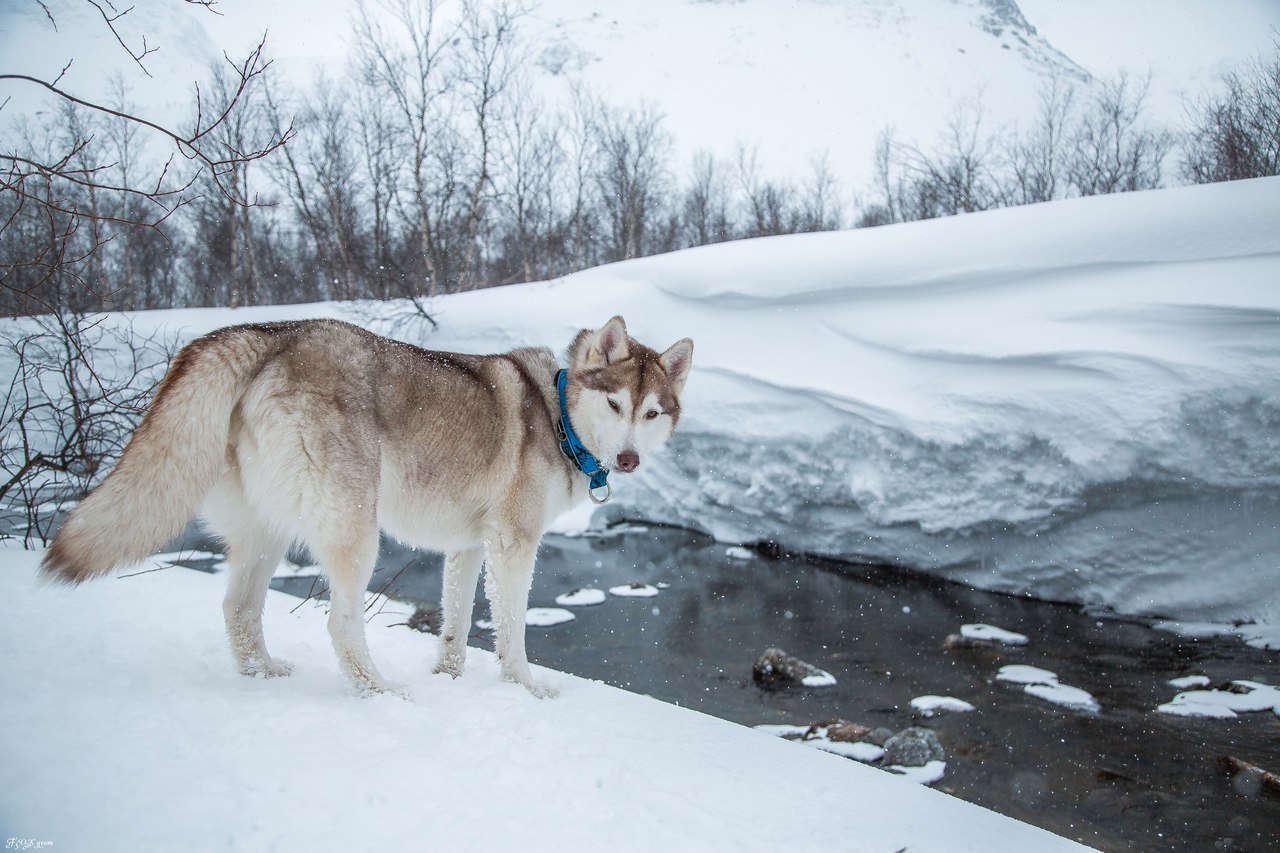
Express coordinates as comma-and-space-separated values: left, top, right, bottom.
555, 369, 611, 504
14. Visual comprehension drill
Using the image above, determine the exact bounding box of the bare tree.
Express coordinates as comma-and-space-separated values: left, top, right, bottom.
1006, 75, 1076, 204
594, 101, 671, 261
681, 150, 733, 247
1067, 71, 1172, 196
455, 0, 524, 288
897, 96, 1004, 216
1, 312, 176, 544
355, 0, 456, 294
1182, 43, 1280, 183
1, 2, 293, 314
266, 74, 367, 301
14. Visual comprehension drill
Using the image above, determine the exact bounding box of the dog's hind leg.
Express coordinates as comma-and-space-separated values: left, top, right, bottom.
204, 475, 292, 678
434, 547, 484, 678
318, 524, 404, 696
484, 535, 556, 698
223, 529, 290, 678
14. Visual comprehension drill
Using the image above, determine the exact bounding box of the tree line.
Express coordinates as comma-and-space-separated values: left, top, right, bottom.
2, 1, 1278, 317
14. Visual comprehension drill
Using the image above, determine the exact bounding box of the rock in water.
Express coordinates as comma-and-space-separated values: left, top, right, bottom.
882, 727, 946, 767
752, 648, 837, 687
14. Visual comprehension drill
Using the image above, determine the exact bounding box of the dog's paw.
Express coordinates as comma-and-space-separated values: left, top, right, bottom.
524, 681, 559, 700
242, 656, 294, 678
359, 678, 411, 700
432, 653, 465, 679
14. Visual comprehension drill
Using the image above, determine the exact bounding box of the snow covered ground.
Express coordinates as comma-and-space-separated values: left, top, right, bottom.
0, 546, 1086, 852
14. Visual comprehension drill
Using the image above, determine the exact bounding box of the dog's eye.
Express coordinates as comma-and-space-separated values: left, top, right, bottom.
645, 410, 660, 420
607, 399, 621, 413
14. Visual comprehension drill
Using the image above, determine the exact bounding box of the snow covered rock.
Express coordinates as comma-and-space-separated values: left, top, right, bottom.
882, 727, 946, 767
525, 607, 575, 627
608, 582, 660, 598
996, 664, 1060, 686
910, 695, 976, 717
554, 588, 607, 606
751, 648, 837, 688
1024, 683, 1100, 713
995, 665, 1100, 712
1157, 680, 1280, 719
885, 760, 948, 786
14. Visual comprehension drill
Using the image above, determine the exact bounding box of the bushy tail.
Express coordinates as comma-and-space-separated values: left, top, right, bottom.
40, 324, 283, 584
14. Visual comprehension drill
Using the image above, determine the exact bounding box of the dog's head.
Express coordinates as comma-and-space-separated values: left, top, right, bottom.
566, 316, 693, 474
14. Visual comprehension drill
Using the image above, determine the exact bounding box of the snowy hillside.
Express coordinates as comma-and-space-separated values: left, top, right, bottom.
108, 176, 1280, 637
4, 0, 1278, 187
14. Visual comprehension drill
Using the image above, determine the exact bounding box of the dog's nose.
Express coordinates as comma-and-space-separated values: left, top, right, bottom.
616, 450, 640, 472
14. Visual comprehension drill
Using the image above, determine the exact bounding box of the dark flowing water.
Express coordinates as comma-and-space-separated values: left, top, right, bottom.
184, 524, 1279, 851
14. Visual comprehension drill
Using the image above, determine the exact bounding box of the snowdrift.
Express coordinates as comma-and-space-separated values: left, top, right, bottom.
421, 177, 1279, 630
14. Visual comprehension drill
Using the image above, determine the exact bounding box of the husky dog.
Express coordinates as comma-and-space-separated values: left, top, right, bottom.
41, 316, 693, 698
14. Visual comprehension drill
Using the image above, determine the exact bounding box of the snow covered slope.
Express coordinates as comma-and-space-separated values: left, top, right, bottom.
0, 547, 1086, 852
106, 176, 1280, 632
5, 1, 1278, 187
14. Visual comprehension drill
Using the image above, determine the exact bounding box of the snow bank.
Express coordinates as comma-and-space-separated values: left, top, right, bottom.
0, 547, 1083, 852
390, 177, 1275, 631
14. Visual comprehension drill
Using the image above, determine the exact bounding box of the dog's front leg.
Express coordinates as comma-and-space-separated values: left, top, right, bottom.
483, 535, 557, 699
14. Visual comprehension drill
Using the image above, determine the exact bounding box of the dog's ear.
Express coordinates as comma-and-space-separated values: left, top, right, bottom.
659, 338, 694, 394
583, 316, 630, 367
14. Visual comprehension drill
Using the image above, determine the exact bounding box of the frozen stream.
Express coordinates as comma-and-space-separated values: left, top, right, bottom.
163, 524, 1280, 851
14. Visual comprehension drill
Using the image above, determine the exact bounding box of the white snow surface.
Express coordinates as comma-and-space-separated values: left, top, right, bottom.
0, 547, 1085, 852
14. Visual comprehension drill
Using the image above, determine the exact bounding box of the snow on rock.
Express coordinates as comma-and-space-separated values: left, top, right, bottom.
1024, 683, 1100, 713
886, 760, 949, 786
1157, 681, 1280, 719
1168, 675, 1212, 689
996, 665, 1099, 712
960, 624, 1029, 646
752, 648, 837, 688
996, 665, 1060, 686
525, 607, 576, 627
554, 588, 607, 607
0, 545, 1088, 852
608, 582, 660, 598
883, 727, 946, 768
725, 546, 755, 560
753, 723, 886, 764
813, 739, 886, 763
911, 695, 977, 717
